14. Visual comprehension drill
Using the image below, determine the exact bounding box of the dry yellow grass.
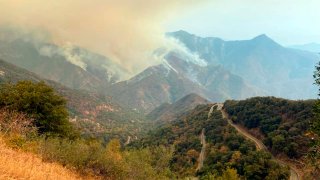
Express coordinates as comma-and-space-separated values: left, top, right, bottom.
0, 139, 87, 180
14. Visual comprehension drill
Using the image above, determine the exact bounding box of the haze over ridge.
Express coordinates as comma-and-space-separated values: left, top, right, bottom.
0, 0, 209, 78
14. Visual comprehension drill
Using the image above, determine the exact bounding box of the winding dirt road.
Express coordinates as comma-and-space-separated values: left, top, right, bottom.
218, 104, 300, 180
124, 136, 131, 146
197, 105, 215, 171
197, 128, 206, 171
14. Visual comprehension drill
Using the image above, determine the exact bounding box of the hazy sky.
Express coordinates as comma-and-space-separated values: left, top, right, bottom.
0, 0, 205, 76
166, 0, 320, 45
0, 0, 318, 76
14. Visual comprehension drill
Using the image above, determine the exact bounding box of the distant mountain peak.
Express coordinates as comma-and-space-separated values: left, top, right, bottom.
168, 30, 194, 37
251, 34, 282, 48
252, 34, 272, 41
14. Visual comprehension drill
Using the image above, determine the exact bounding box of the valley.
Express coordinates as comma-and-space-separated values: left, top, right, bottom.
0, 59, 150, 143
1, 30, 318, 114
0, 1, 319, 179
0, 26, 318, 180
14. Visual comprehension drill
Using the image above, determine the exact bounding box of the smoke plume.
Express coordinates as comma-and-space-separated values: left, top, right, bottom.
0, 0, 207, 77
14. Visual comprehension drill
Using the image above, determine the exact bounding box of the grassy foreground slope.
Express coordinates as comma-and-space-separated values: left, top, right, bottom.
0, 139, 84, 180
0, 82, 172, 179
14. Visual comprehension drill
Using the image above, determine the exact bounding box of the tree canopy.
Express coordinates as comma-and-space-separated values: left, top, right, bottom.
0, 81, 76, 137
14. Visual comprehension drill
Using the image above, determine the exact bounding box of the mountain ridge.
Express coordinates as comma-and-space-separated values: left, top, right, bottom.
0, 59, 148, 143
1, 30, 318, 113
169, 30, 318, 99
108, 52, 257, 113
289, 43, 320, 53
0, 36, 126, 93
147, 93, 211, 123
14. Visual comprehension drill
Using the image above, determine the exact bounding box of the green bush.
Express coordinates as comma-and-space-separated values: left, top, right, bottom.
37, 137, 173, 179
38, 138, 126, 178
0, 81, 77, 138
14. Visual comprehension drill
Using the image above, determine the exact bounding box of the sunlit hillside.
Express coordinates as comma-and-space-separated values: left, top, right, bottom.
0, 139, 88, 180
0, 1, 319, 180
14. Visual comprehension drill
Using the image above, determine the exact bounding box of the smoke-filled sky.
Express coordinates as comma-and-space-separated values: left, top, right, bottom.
167, 0, 320, 46
0, 0, 207, 76
0, 0, 318, 77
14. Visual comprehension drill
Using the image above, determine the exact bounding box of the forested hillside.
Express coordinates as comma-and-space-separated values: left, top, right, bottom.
0, 1, 319, 179
224, 97, 315, 159
147, 93, 210, 124
131, 104, 289, 179
0, 81, 175, 179
0, 59, 150, 143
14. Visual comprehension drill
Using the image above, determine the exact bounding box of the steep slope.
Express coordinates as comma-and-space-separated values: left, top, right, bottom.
170, 31, 319, 99
0, 34, 126, 92
0, 30, 266, 114
0, 59, 148, 143
131, 104, 289, 179
223, 97, 315, 178
109, 51, 258, 113
109, 64, 215, 113
148, 93, 210, 123
220, 104, 301, 180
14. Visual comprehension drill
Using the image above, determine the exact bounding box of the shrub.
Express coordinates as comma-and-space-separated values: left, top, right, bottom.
0, 81, 77, 138
0, 108, 35, 136
0, 108, 37, 148
37, 138, 172, 179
